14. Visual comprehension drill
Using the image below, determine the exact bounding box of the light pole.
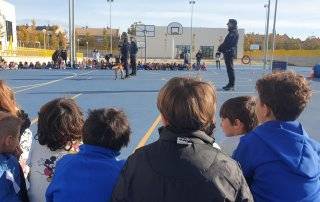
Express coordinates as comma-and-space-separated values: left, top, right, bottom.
42, 29, 46, 49
270, 0, 279, 69
86, 41, 89, 58
189, 0, 195, 64
86, 41, 89, 67
77, 38, 80, 52
107, 0, 113, 55
69, 0, 75, 68
263, 1, 271, 69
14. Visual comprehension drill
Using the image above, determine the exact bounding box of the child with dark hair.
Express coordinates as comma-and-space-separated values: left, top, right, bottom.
233, 71, 320, 201
46, 108, 131, 202
28, 98, 83, 202
219, 96, 258, 155
0, 112, 29, 202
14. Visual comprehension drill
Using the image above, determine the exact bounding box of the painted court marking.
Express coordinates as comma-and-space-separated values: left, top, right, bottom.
14, 71, 94, 94
135, 114, 162, 150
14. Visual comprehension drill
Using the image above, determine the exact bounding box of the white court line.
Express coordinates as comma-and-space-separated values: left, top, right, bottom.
30, 93, 83, 126
14, 71, 94, 94
12, 72, 78, 89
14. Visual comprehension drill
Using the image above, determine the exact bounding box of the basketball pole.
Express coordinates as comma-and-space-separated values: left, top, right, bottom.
263, 0, 271, 69
68, 0, 75, 68
144, 29, 147, 64
189, 0, 195, 65
270, 0, 279, 69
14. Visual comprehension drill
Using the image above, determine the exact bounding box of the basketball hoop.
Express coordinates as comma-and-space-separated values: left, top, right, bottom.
167, 22, 183, 36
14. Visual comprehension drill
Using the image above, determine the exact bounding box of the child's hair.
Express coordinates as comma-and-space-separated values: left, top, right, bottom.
219, 96, 258, 133
256, 71, 311, 121
37, 98, 84, 151
0, 80, 18, 115
0, 112, 22, 139
82, 108, 131, 151
157, 77, 216, 135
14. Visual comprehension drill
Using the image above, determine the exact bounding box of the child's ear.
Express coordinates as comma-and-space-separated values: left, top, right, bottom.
234, 119, 244, 130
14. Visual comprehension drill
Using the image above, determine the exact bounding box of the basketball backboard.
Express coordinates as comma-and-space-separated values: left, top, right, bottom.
167, 22, 183, 35
136, 24, 155, 37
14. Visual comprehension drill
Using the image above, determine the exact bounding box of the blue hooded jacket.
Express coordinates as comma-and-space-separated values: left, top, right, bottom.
0, 154, 21, 202
46, 144, 125, 202
233, 121, 320, 202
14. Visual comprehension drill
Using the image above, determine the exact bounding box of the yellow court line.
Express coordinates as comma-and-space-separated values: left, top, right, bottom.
135, 114, 162, 151
30, 93, 83, 126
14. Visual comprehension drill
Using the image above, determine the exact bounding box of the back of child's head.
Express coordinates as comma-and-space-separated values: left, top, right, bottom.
0, 80, 17, 115
256, 71, 311, 121
82, 108, 131, 151
37, 98, 84, 151
220, 96, 258, 133
0, 112, 22, 153
157, 77, 216, 135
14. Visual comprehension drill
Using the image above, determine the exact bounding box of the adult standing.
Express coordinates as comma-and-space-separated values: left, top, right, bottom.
120, 34, 130, 78
218, 19, 239, 91
196, 50, 203, 66
130, 37, 138, 76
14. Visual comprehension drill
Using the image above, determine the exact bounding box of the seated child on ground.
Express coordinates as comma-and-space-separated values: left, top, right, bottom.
46, 108, 131, 202
112, 57, 124, 80
0, 112, 29, 202
219, 96, 258, 155
233, 71, 320, 202
28, 98, 84, 202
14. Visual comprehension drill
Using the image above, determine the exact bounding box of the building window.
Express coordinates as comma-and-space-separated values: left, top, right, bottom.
5, 21, 12, 42
175, 45, 190, 59
200, 46, 214, 59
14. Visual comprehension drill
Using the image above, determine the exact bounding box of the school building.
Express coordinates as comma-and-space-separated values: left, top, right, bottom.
0, 0, 17, 51
136, 26, 245, 59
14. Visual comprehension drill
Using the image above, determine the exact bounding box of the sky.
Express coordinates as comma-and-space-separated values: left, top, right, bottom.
6, 0, 320, 40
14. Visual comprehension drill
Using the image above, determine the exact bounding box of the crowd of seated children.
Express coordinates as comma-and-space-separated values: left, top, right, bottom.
0, 71, 319, 202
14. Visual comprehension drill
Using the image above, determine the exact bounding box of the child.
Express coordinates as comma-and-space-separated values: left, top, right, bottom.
233, 71, 320, 201
215, 52, 221, 69
112, 57, 124, 80
0, 80, 32, 181
111, 77, 253, 202
46, 108, 131, 202
0, 112, 29, 202
219, 96, 258, 155
28, 98, 83, 202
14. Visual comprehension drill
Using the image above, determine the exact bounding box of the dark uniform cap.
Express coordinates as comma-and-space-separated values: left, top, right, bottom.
227, 19, 237, 26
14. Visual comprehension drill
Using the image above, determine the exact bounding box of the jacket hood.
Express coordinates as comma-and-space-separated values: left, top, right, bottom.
254, 121, 320, 178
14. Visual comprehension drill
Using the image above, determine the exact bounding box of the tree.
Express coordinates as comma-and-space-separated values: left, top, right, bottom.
127, 21, 142, 36
50, 34, 59, 50
102, 28, 110, 50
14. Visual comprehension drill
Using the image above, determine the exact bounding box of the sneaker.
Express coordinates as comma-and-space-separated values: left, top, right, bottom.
222, 86, 235, 91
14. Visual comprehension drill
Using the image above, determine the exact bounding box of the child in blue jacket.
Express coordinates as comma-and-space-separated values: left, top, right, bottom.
0, 112, 28, 202
46, 108, 131, 202
233, 71, 320, 202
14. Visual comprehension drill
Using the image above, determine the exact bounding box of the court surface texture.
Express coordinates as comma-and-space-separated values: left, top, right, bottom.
1, 65, 319, 158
